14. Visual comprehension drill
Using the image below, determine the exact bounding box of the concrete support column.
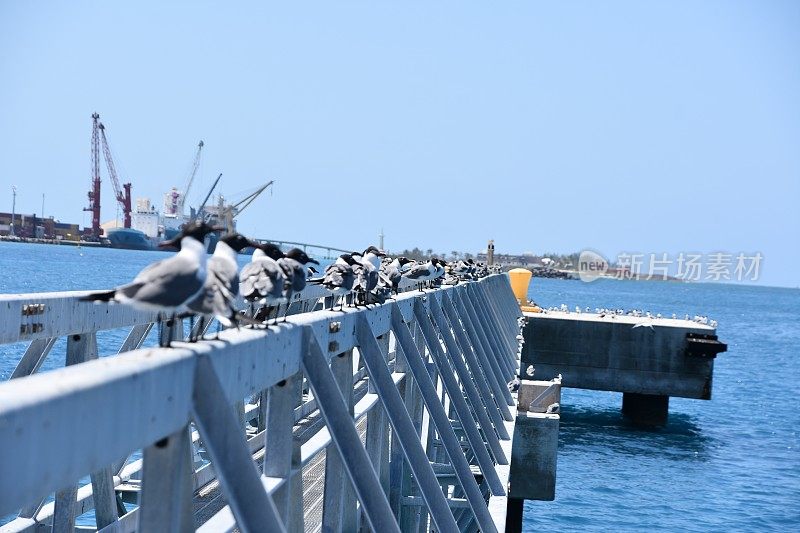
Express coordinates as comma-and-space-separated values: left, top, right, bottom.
505, 498, 524, 533
622, 393, 669, 427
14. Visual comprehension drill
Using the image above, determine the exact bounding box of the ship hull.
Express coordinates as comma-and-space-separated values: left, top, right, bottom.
106, 228, 157, 251
111, 228, 220, 254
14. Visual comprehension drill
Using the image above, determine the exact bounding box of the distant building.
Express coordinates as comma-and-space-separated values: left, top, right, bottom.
0, 212, 82, 241
476, 252, 541, 266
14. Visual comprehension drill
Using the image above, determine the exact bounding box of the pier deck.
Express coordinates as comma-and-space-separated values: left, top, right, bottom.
522, 310, 727, 425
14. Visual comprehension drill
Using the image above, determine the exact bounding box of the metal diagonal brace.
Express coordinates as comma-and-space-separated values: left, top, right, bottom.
441, 291, 514, 422
300, 327, 401, 533
355, 314, 460, 533
461, 285, 516, 381
390, 306, 499, 533
431, 295, 511, 442
428, 296, 510, 456
191, 355, 286, 533
469, 284, 516, 375
413, 299, 506, 496
474, 282, 519, 370
452, 288, 515, 406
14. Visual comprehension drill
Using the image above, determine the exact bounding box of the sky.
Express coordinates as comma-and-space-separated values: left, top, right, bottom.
1, 1, 798, 287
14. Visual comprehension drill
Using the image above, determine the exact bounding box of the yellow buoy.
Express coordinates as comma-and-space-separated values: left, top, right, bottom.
508, 268, 532, 305
508, 268, 541, 313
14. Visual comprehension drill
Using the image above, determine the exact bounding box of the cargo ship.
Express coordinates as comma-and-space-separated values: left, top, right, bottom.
106, 181, 271, 253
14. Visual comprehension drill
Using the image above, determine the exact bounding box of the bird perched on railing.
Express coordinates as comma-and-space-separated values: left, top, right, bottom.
351, 247, 385, 305
276, 248, 319, 321
308, 253, 360, 310
79, 220, 219, 346
239, 242, 286, 324
380, 256, 413, 295
449, 259, 473, 281
182, 232, 253, 340
403, 258, 447, 291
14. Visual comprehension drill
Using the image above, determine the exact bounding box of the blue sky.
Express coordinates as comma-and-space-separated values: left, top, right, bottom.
1, 1, 798, 287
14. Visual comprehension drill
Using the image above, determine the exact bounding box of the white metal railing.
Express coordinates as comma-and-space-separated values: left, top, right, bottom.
0, 274, 522, 532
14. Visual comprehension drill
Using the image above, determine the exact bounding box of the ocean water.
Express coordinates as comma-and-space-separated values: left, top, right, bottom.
523, 276, 799, 531
1, 242, 798, 530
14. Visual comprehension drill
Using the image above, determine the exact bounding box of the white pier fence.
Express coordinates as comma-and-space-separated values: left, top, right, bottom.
0, 274, 522, 532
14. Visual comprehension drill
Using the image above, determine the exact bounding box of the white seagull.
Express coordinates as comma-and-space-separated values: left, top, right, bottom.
80, 220, 218, 346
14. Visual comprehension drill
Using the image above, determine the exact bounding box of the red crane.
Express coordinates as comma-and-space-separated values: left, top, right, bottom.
98, 121, 132, 228
84, 113, 102, 238
84, 113, 133, 238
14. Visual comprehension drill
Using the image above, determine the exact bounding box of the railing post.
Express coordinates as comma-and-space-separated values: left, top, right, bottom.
388, 338, 409, 516
263, 373, 301, 527
400, 320, 427, 531
140, 426, 194, 532
52, 486, 78, 533
322, 349, 358, 532
65, 332, 119, 530
376, 333, 392, 493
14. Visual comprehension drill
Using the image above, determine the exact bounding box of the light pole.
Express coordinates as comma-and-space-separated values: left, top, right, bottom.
10, 186, 17, 237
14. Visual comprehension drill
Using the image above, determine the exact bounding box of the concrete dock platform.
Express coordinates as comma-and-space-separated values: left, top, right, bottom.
521, 311, 726, 425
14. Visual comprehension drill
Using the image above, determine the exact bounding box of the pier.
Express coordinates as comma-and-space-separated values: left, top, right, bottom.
0, 274, 545, 532
521, 311, 727, 426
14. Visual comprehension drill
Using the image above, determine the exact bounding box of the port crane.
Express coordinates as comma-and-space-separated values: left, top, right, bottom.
177, 140, 204, 217
84, 113, 132, 238
211, 181, 274, 233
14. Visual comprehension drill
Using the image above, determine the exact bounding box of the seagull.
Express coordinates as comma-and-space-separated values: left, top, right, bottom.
403, 259, 436, 291
351, 249, 382, 305
452, 259, 472, 279
380, 256, 413, 295
431, 258, 446, 285
276, 248, 320, 321
360, 245, 385, 270
239, 242, 287, 323
182, 232, 254, 340
507, 376, 521, 393
309, 253, 360, 310
80, 220, 218, 346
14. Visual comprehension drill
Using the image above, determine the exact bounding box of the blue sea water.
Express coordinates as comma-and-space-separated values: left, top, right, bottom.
1, 242, 798, 530
523, 275, 799, 531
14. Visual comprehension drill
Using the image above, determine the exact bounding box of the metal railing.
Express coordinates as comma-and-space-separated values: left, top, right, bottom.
0, 274, 522, 532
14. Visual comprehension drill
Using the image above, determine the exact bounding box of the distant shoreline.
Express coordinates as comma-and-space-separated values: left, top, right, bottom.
0, 235, 106, 247
509, 265, 685, 283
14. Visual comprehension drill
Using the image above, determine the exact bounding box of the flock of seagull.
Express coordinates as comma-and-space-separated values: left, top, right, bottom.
540, 304, 717, 327
81, 220, 501, 346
